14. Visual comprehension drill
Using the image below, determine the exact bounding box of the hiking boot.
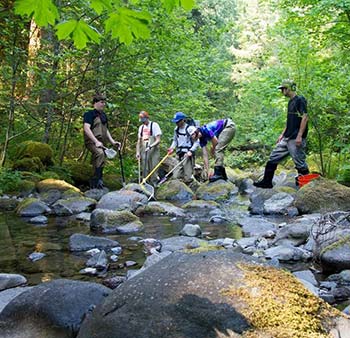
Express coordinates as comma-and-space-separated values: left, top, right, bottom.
209, 166, 225, 182
253, 180, 273, 189
253, 162, 277, 189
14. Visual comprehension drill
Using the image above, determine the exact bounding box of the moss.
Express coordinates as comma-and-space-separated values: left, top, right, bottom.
196, 180, 234, 201
222, 263, 339, 338
36, 178, 80, 193
184, 242, 223, 253
12, 157, 44, 172
63, 161, 93, 186
15, 197, 39, 214
320, 235, 350, 256
15, 141, 54, 166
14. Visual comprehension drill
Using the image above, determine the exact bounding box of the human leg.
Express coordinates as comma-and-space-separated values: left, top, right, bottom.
253, 138, 289, 188
211, 121, 236, 182
287, 139, 309, 174
86, 143, 105, 189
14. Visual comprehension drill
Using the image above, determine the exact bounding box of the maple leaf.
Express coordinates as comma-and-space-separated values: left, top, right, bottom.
14, 0, 59, 26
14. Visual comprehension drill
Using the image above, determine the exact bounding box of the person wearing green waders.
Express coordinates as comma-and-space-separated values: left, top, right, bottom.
83, 94, 120, 189
253, 79, 309, 189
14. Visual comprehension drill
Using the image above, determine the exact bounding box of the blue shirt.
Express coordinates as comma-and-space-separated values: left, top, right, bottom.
199, 119, 225, 147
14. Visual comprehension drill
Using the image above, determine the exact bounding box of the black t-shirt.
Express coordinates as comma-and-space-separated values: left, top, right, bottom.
83, 109, 108, 125
283, 95, 308, 139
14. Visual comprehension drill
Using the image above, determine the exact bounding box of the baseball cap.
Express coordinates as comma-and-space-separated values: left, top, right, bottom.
278, 79, 296, 90
172, 112, 187, 123
187, 126, 197, 136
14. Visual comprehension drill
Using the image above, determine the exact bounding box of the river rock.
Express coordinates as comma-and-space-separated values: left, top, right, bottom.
156, 179, 194, 202
135, 201, 185, 217
77, 250, 346, 338
180, 223, 202, 237
237, 216, 277, 237
0, 279, 110, 338
90, 209, 141, 233
0, 287, 32, 314
195, 180, 237, 201
52, 197, 96, 216
96, 190, 148, 212
16, 198, 51, 217
160, 236, 207, 252
263, 192, 294, 214
0, 274, 27, 291
69, 233, 120, 251
36, 179, 81, 193
294, 177, 350, 214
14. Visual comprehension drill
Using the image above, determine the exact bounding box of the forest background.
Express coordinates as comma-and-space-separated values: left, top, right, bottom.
1, 0, 350, 192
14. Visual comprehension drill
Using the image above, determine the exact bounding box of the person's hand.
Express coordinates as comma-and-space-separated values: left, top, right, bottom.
113, 141, 121, 150
136, 153, 140, 159
295, 135, 302, 147
95, 140, 103, 148
277, 134, 284, 144
145, 145, 152, 152
186, 151, 192, 157
167, 148, 174, 155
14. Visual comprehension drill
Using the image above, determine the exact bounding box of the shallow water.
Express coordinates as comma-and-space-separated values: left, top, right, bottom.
0, 210, 243, 286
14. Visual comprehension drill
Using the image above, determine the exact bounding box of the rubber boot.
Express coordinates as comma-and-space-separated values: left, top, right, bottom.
253, 162, 277, 189
222, 167, 228, 180
209, 166, 225, 182
95, 167, 104, 189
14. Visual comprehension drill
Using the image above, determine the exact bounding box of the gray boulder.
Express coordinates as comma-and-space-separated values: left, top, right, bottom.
69, 233, 120, 252
77, 250, 346, 338
96, 190, 148, 212
0, 274, 27, 291
0, 279, 110, 338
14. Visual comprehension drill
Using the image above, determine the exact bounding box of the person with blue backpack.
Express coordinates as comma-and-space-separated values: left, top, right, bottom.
167, 112, 200, 184
189, 118, 236, 182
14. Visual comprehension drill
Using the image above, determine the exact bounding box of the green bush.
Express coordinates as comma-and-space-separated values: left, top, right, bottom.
0, 169, 23, 194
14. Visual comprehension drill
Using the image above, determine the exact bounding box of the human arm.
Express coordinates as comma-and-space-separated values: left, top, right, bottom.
296, 114, 308, 146
106, 129, 121, 149
277, 128, 286, 143
149, 135, 161, 149
202, 146, 209, 175
210, 136, 218, 156
83, 123, 103, 148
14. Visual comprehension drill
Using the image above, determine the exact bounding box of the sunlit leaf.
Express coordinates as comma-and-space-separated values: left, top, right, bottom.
105, 8, 151, 45
55, 20, 100, 49
55, 20, 78, 40
14, 0, 59, 26
90, 0, 113, 15
180, 0, 195, 10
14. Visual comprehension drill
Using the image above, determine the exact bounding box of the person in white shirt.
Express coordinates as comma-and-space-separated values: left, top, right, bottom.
136, 111, 162, 186
167, 112, 200, 184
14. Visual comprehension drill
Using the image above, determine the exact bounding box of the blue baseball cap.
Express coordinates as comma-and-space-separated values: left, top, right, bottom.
172, 112, 186, 123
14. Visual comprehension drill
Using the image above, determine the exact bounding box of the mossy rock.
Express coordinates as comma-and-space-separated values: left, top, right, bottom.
36, 178, 80, 193
294, 177, 350, 214
156, 179, 194, 201
104, 173, 123, 191
195, 180, 236, 201
15, 141, 54, 166
40, 171, 61, 180
63, 161, 93, 186
12, 157, 44, 173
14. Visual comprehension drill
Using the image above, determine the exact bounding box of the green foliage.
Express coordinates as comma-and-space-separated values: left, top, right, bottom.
14, 0, 196, 49
15, 141, 54, 166
0, 169, 23, 194
12, 157, 44, 173
14, 0, 59, 26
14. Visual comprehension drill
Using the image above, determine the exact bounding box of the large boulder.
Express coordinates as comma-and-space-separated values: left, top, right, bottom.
14, 141, 54, 167
156, 179, 194, 202
195, 180, 237, 201
77, 250, 344, 338
96, 190, 148, 212
0, 279, 110, 338
294, 177, 350, 214
36, 179, 81, 194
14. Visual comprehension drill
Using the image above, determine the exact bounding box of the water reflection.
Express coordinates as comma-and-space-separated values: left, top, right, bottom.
0, 211, 242, 286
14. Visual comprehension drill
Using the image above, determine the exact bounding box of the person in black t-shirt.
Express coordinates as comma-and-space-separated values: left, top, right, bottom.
83, 94, 120, 189
254, 79, 309, 188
